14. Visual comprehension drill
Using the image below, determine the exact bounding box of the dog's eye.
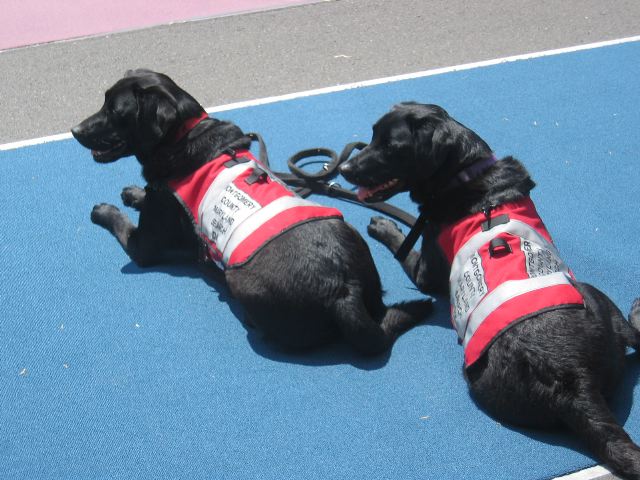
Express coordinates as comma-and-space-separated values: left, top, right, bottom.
388, 141, 407, 152
107, 105, 130, 126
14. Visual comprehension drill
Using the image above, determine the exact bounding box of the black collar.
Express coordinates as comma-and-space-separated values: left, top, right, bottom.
394, 154, 499, 262
445, 154, 497, 190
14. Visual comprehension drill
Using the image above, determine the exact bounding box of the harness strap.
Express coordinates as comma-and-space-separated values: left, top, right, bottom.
482, 213, 509, 231
240, 135, 418, 230
245, 168, 268, 185
223, 156, 251, 167
394, 212, 428, 261
393, 155, 500, 262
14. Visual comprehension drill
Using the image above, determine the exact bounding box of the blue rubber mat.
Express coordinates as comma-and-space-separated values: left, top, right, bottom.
1, 40, 639, 479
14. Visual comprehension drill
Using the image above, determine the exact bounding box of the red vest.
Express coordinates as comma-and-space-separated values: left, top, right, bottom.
437, 197, 584, 366
167, 150, 342, 269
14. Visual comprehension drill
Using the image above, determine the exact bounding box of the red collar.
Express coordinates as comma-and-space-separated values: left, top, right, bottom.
173, 111, 209, 142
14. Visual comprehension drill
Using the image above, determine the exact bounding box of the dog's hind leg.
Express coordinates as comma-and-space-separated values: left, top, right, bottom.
630, 298, 640, 335
333, 293, 432, 355
607, 296, 640, 350
579, 283, 640, 350
560, 384, 640, 480
621, 298, 640, 350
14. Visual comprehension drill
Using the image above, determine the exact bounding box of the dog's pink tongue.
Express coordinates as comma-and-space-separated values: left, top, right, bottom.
357, 187, 373, 202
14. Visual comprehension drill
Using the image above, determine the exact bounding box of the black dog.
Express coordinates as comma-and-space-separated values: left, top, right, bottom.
339, 102, 640, 478
71, 70, 430, 355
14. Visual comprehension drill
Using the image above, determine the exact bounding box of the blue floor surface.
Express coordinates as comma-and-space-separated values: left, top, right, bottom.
1, 40, 639, 479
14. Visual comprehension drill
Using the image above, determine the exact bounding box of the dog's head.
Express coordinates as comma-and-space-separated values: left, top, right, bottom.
71, 69, 206, 163
339, 102, 493, 205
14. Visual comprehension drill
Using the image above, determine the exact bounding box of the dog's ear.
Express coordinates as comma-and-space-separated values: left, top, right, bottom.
133, 84, 178, 149
395, 103, 454, 179
400, 103, 492, 184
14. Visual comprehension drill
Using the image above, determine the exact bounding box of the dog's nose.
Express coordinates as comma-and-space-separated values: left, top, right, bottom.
339, 161, 353, 177
70, 124, 83, 139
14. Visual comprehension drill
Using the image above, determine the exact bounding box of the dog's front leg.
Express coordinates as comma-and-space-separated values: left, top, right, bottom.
92, 187, 199, 267
367, 217, 446, 294
91, 203, 166, 267
368, 216, 433, 293
91, 203, 141, 257
121, 185, 146, 211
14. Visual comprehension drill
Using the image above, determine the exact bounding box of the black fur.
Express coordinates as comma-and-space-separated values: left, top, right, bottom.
339, 102, 640, 478
71, 70, 431, 355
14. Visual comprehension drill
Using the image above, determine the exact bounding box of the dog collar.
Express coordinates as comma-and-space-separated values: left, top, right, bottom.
445, 154, 498, 190
394, 154, 498, 262
173, 111, 209, 142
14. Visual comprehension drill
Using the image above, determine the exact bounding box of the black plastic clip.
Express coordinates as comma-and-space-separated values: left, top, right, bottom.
482, 213, 509, 231
245, 167, 268, 185
327, 181, 341, 196
224, 155, 252, 168
488, 237, 512, 257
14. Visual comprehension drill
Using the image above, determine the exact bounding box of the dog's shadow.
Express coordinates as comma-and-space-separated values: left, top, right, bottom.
120, 262, 394, 370
477, 351, 640, 462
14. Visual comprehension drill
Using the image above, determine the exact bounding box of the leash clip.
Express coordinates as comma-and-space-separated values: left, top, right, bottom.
327, 181, 341, 196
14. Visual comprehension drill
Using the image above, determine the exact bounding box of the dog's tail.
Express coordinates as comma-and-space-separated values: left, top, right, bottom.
333, 295, 433, 355
560, 382, 640, 480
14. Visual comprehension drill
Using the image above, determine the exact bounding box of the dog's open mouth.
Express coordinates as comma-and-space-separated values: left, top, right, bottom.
356, 178, 405, 203
91, 142, 129, 163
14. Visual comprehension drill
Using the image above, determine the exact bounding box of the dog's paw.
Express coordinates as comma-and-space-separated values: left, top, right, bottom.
121, 185, 145, 209
368, 216, 402, 242
91, 203, 121, 227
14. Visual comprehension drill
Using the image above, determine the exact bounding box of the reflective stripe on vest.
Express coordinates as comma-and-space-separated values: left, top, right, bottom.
438, 197, 584, 366
168, 150, 343, 269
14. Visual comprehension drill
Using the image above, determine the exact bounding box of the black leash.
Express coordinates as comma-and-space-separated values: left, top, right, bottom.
245, 133, 425, 261
393, 212, 428, 261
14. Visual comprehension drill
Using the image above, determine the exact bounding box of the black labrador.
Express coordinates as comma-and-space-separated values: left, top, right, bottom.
339, 102, 640, 479
71, 70, 431, 355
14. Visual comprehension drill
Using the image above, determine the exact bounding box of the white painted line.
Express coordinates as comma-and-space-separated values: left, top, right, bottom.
0, 31, 633, 480
207, 34, 640, 113
553, 465, 616, 480
2, 33, 639, 153
0, 132, 73, 151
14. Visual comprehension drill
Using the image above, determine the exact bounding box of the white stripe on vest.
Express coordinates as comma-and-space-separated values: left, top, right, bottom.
450, 219, 573, 347
180, 154, 342, 268
198, 161, 258, 255
222, 195, 318, 265
462, 271, 573, 347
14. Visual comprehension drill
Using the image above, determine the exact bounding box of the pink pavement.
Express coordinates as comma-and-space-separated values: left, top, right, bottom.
1, 0, 320, 51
